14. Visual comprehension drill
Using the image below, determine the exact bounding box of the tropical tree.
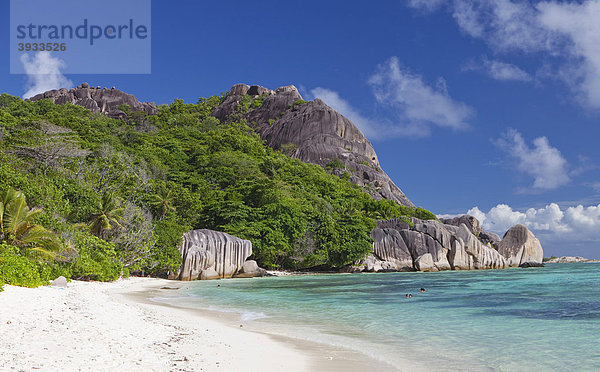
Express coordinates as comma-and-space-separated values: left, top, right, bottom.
0, 188, 61, 258
149, 187, 176, 219
88, 192, 125, 239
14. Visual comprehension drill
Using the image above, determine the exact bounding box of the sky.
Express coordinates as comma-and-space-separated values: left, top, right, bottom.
1, 0, 599, 258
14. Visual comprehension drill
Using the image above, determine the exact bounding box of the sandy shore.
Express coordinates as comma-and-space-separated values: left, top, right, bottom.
0, 277, 394, 372
0, 277, 313, 372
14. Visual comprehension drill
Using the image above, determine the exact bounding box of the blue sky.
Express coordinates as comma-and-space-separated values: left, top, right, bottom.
1, 0, 599, 258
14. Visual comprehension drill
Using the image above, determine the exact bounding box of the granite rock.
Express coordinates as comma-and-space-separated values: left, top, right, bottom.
234, 260, 268, 278
28, 84, 158, 118
50, 276, 68, 288
415, 254, 436, 272
498, 224, 544, 267
176, 229, 252, 281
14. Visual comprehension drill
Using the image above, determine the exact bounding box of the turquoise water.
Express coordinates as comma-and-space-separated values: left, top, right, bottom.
156, 263, 600, 371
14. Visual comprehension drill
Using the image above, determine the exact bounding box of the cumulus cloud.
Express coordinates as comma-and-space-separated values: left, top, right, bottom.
21, 52, 73, 99
407, 0, 600, 109
466, 203, 600, 249
495, 129, 570, 190
368, 57, 474, 135
309, 88, 381, 139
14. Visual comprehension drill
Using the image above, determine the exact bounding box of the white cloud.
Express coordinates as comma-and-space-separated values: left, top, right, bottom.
452, 0, 555, 52
537, 0, 600, 108
483, 58, 532, 82
310, 57, 474, 139
21, 52, 73, 99
368, 57, 474, 134
407, 0, 600, 109
309, 88, 381, 139
466, 203, 600, 249
407, 0, 447, 13
495, 128, 570, 190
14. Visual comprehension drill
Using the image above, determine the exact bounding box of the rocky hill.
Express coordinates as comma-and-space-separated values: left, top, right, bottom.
30, 83, 413, 207
213, 84, 414, 207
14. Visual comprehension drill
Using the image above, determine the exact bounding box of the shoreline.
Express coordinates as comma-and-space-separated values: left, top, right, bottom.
129, 278, 399, 372
0, 277, 396, 372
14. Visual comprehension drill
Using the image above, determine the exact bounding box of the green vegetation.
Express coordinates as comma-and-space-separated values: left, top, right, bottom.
289, 99, 307, 109
543, 256, 557, 262
325, 158, 345, 171
0, 93, 436, 289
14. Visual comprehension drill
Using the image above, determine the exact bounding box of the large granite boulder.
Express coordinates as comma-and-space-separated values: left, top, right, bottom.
441, 215, 482, 235
366, 217, 511, 272
370, 227, 414, 271
233, 260, 268, 278
212, 84, 414, 207
176, 229, 252, 281
28, 83, 158, 118
454, 224, 508, 270
415, 254, 436, 272
498, 224, 544, 267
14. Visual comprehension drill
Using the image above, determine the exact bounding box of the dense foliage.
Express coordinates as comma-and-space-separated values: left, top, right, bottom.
0, 93, 436, 288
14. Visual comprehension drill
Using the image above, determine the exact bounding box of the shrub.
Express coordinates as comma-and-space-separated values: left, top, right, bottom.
0, 245, 47, 288
68, 232, 122, 281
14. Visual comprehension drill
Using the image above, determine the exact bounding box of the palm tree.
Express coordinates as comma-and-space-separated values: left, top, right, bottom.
149, 188, 175, 219
0, 188, 61, 259
88, 192, 125, 239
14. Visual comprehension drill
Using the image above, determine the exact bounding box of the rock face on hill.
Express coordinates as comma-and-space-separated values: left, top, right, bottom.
28, 83, 158, 119
497, 224, 544, 267
175, 229, 253, 281
212, 83, 415, 207
360, 216, 541, 272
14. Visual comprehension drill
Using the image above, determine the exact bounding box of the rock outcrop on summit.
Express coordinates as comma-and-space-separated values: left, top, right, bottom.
28, 83, 158, 118
212, 84, 415, 207
360, 215, 542, 272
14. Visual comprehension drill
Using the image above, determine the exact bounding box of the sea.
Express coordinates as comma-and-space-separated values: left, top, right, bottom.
153, 263, 600, 371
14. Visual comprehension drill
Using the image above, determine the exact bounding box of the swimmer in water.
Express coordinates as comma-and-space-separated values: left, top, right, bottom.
420, 288, 426, 292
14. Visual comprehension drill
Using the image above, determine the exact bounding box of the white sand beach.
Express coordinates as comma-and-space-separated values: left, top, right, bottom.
0, 277, 311, 372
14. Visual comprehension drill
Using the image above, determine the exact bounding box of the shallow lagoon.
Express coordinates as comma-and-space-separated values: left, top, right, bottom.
156, 263, 600, 371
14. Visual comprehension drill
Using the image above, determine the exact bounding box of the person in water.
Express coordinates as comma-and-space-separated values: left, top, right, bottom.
420, 288, 426, 292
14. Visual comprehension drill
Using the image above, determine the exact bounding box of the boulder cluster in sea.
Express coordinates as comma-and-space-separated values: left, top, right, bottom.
354, 215, 543, 273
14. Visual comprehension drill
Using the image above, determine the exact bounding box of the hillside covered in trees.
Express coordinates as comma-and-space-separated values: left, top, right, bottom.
0, 90, 436, 289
